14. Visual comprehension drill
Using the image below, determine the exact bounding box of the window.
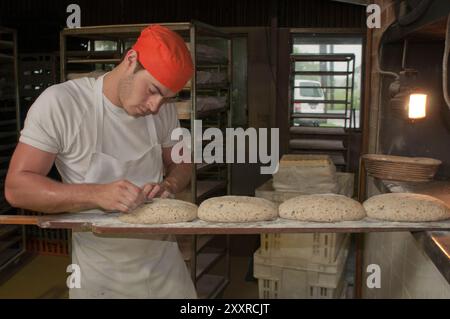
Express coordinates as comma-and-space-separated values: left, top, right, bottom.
292, 34, 363, 128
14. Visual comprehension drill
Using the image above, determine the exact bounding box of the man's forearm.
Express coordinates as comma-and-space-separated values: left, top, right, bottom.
163, 163, 192, 194
5, 171, 100, 214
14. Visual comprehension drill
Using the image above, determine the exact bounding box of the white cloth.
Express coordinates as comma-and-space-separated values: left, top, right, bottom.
273, 165, 338, 194
19, 76, 196, 299
20, 77, 180, 184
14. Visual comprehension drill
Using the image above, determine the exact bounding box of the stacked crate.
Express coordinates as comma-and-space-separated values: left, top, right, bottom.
253, 154, 353, 299
254, 233, 350, 299
24, 212, 69, 256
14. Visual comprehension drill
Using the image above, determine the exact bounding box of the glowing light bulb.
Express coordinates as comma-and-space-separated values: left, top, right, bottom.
408, 93, 427, 119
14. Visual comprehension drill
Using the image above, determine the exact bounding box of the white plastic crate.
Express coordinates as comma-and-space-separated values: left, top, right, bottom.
260, 232, 349, 264
254, 236, 350, 299
255, 235, 349, 285
256, 265, 347, 299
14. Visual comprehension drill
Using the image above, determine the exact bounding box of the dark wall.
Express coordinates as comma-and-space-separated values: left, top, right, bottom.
379, 41, 450, 179
0, 0, 366, 53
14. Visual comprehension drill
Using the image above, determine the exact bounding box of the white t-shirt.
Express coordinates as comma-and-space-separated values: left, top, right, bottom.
19, 77, 179, 184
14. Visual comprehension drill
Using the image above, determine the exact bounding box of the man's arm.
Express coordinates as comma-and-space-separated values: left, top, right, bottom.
144, 146, 192, 199
162, 146, 192, 194
5, 142, 146, 214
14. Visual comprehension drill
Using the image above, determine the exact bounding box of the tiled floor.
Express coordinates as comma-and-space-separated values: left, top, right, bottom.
0, 254, 258, 299
211, 255, 259, 299
0, 254, 70, 299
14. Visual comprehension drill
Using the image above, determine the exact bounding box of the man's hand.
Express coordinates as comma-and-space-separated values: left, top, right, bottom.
142, 180, 174, 200
94, 180, 146, 213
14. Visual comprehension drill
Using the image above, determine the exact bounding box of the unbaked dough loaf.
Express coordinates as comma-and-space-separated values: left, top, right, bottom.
198, 196, 278, 222
119, 198, 198, 224
363, 193, 450, 222
279, 194, 366, 222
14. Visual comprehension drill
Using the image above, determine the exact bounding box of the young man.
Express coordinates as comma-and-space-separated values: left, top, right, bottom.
5, 25, 197, 298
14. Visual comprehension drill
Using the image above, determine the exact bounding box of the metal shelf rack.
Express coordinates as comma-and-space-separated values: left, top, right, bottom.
288, 54, 356, 171
0, 27, 26, 273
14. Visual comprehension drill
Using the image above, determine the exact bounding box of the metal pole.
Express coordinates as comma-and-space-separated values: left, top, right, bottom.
59, 31, 66, 82
227, 37, 233, 195
190, 24, 197, 205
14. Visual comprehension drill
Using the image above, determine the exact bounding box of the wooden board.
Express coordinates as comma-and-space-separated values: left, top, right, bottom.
0, 212, 449, 235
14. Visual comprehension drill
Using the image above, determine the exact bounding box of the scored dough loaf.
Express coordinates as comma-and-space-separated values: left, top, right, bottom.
198, 196, 278, 222
119, 198, 198, 224
279, 194, 366, 222
363, 193, 450, 222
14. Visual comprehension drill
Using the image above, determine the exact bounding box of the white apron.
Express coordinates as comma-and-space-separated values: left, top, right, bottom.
69, 75, 196, 299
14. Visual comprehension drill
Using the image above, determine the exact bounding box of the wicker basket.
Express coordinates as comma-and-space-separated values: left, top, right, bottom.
362, 154, 441, 182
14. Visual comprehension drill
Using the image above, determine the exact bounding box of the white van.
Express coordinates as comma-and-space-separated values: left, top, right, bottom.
293, 79, 325, 114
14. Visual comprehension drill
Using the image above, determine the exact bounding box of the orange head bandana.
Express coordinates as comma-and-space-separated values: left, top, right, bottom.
132, 25, 193, 93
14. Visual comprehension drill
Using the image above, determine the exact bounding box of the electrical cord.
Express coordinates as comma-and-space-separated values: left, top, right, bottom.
379, 0, 433, 79
377, 20, 401, 80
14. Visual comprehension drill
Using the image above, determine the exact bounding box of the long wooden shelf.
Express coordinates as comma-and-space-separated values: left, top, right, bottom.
65, 50, 120, 57
293, 99, 351, 104
182, 83, 230, 91
291, 113, 350, 119
60, 21, 229, 39
289, 138, 346, 151
293, 71, 353, 76
293, 85, 352, 90
0, 212, 449, 234
290, 126, 347, 136
291, 54, 355, 62
177, 107, 228, 120
67, 58, 121, 64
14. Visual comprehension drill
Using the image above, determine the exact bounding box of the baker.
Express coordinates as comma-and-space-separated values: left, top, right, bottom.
5, 25, 197, 299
